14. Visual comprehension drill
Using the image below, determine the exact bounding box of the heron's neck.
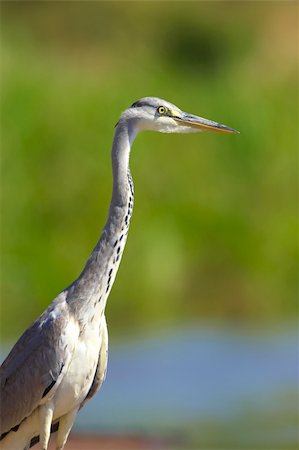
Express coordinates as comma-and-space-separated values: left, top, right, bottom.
66, 121, 137, 316
111, 121, 136, 206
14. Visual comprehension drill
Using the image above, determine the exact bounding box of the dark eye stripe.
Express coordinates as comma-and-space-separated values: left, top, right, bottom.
131, 101, 140, 108
131, 100, 152, 108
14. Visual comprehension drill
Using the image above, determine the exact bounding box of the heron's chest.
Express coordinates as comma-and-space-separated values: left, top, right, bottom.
53, 319, 102, 417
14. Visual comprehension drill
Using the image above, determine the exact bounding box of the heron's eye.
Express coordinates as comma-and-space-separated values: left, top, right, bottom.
157, 106, 167, 115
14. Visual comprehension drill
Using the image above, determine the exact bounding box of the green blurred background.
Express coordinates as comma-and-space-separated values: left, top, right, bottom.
0, 2, 298, 449
1, 1, 297, 340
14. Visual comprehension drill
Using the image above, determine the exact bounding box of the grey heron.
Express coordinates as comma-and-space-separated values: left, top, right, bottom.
0, 97, 238, 450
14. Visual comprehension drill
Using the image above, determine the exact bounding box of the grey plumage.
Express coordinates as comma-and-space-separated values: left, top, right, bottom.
1, 294, 68, 433
0, 97, 238, 450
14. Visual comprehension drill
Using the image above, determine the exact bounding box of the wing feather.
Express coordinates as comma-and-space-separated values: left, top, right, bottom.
0, 292, 77, 435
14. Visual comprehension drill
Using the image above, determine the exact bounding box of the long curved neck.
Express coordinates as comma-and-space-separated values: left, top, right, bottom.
111, 121, 135, 207
66, 120, 137, 316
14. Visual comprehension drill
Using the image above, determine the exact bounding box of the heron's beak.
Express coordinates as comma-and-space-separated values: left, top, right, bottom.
175, 112, 239, 134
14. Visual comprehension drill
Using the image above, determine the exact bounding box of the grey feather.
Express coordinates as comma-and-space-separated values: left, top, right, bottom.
0, 293, 72, 435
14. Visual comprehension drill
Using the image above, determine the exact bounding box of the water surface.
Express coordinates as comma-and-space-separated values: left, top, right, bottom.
75, 323, 298, 448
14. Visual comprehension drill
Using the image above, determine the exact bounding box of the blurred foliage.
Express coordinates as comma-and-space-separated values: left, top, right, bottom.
0, 1, 298, 341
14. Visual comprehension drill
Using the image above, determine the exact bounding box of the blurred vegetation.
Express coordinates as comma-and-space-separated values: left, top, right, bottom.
0, 1, 298, 341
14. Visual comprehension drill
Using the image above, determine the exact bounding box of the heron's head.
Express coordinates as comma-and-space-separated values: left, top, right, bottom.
119, 97, 238, 135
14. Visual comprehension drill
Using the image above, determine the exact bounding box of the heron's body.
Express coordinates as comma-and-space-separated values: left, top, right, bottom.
0, 97, 237, 449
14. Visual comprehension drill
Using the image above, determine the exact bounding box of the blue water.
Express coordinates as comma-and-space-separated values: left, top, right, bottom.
74, 323, 298, 447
